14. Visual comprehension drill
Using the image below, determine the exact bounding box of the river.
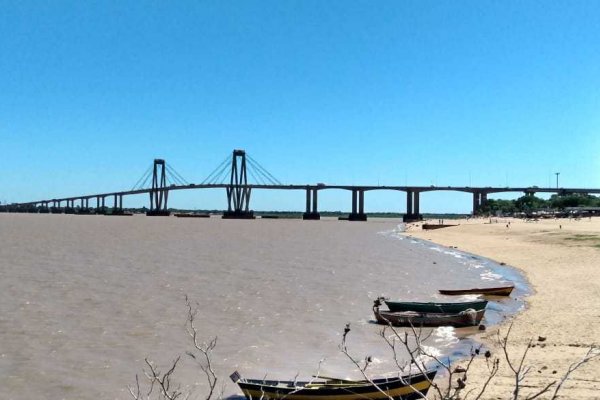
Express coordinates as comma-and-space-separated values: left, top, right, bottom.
0, 214, 528, 399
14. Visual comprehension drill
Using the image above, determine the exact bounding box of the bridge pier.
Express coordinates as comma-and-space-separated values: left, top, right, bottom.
303, 188, 320, 220
223, 189, 255, 219
77, 198, 92, 214
96, 196, 107, 214
348, 189, 367, 221
403, 190, 422, 222
109, 194, 127, 215
50, 200, 62, 214
64, 199, 75, 214
39, 201, 50, 213
472, 192, 489, 215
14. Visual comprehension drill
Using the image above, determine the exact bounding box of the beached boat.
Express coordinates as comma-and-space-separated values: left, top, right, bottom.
230, 369, 437, 400
438, 285, 514, 296
374, 308, 485, 327
384, 299, 488, 313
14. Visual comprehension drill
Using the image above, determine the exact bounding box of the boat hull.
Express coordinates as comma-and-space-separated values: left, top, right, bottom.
374, 308, 485, 327
384, 299, 488, 313
438, 285, 514, 296
236, 370, 437, 400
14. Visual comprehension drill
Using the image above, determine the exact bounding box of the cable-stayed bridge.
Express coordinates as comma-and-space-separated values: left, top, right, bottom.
2, 149, 599, 221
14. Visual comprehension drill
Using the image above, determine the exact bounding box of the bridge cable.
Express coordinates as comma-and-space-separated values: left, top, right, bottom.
205, 161, 230, 185
246, 155, 282, 185
247, 168, 266, 185
204, 155, 231, 184
164, 166, 181, 186
210, 156, 235, 184
166, 164, 189, 185
139, 172, 153, 190
214, 164, 232, 184
134, 169, 153, 190
132, 165, 154, 190
165, 166, 185, 186
201, 155, 232, 184
246, 159, 272, 185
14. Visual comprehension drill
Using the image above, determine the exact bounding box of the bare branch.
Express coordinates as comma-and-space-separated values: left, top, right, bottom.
185, 296, 219, 400
525, 381, 556, 400
129, 296, 221, 400
144, 356, 183, 400
549, 345, 600, 399
472, 357, 500, 400
339, 323, 397, 400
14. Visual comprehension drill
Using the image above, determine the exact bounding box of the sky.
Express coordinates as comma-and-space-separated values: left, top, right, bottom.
1, 1, 599, 213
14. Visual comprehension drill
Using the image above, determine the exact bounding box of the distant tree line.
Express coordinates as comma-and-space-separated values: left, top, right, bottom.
478, 194, 600, 215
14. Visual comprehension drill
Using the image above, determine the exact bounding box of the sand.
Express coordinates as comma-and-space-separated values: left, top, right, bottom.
405, 217, 600, 399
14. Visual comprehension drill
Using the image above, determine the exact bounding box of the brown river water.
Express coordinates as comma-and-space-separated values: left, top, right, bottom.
0, 214, 528, 400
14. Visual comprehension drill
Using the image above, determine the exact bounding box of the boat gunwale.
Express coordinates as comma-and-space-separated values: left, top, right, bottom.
383, 299, 488, 313
237, 370, 436, 392
438, 285, 515, 296
374, 308, 485, 327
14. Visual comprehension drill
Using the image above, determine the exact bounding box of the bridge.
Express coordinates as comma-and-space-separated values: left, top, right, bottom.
2, 149, 599, 221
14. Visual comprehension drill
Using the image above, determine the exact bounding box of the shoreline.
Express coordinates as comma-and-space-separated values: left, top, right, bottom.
404, 217, 600, 399
389, 228, 532, 328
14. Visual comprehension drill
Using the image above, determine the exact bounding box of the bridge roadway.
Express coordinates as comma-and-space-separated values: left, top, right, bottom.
4, 184, 600, 221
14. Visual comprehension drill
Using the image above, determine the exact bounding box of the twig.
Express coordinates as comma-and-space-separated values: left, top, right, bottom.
549, 345, 600, 399
185, 296, 219, 400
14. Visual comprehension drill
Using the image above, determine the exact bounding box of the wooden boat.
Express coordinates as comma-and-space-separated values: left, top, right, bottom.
438, 285, 514, 296
230, 369, 437, 400
384, 299, 487, 313
374, 308, 485, 328
174, 212, 210, 218
422, 223, 457, 230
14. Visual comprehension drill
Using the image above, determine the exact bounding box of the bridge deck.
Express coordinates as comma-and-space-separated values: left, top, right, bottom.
7, 184, 600, 207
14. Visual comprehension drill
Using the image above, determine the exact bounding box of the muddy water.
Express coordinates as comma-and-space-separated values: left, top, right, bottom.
0, 214, 528, 399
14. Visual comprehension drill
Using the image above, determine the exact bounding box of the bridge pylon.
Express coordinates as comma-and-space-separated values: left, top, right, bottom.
147, 159, 170, 216
223, 150, 255, 219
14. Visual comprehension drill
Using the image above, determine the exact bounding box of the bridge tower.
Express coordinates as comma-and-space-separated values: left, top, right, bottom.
147, 159, 170, 216
223, 150, 254, 219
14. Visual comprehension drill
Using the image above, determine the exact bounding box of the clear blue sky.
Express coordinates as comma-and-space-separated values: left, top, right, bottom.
1, 1, 599, 212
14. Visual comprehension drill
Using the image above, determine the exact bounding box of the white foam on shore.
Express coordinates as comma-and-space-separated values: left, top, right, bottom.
380, 228, 531, 358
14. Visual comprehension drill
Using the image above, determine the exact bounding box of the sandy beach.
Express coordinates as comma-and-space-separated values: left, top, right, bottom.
406, 217, 600, 399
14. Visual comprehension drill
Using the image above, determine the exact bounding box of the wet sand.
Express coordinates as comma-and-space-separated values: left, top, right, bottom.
406, 217, 600, 399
